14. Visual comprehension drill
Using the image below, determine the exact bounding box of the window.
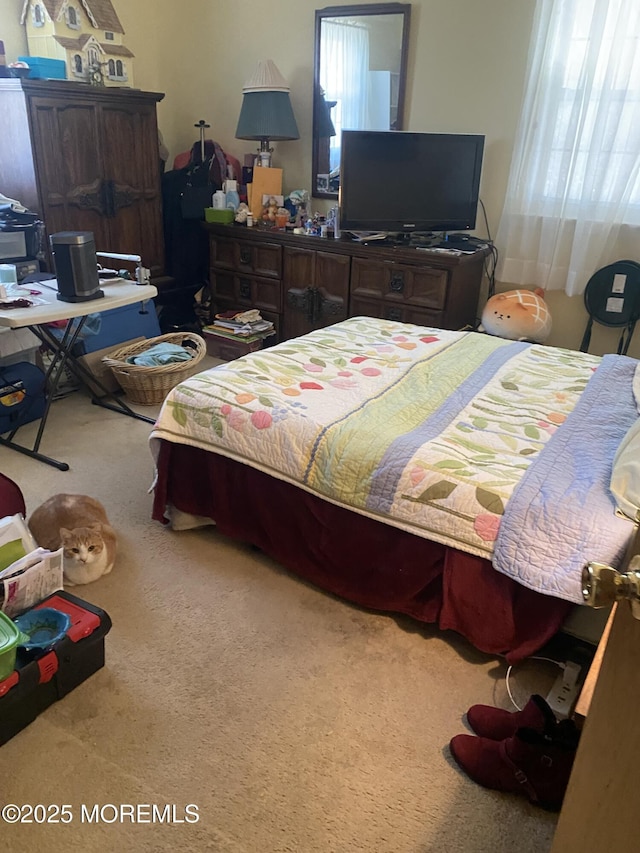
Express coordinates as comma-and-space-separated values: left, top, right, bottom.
67, 6, 78, 28
116, 60, 124, 78
74, 54, 83, 73
497, 0, 640, 295
320, 20, 370, 173
108, 59, 116, 76
33, 4, 44, 26
105, 32, 114, 41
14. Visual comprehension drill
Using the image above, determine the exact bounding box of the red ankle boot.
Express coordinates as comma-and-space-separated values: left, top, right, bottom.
466, 694, 556, 740
449, 722, 580, 811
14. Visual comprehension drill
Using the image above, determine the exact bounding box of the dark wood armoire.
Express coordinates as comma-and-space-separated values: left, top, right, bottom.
0, 78, 167, 283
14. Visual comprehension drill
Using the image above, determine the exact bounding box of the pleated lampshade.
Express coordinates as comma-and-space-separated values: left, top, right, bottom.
235, 60, 299, 160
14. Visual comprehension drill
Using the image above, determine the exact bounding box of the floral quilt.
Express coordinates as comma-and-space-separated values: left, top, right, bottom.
150, 317, 637, 602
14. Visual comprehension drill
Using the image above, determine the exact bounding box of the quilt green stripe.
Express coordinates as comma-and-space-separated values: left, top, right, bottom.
306, 334, 511, 503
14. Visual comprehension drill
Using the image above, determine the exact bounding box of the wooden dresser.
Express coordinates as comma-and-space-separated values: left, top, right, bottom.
206, 223, 488, 341
0, 78, 166, 284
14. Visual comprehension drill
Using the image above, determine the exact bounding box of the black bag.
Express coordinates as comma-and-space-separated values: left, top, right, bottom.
180, 184, 215, 220
179, 139, 228, 220
0, 362, 46, 435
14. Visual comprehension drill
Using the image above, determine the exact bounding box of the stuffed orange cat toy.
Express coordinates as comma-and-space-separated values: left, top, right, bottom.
480, 288, 552, 343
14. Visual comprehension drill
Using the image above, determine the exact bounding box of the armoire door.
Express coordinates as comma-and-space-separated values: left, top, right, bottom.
99, 99, 165, 277
27, 83, 165, 279
28, 95, 112, 250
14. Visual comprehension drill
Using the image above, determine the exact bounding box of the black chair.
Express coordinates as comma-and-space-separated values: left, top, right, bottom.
579, 260, 640, 355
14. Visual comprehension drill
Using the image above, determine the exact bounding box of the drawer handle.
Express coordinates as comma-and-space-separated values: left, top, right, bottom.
239, 279, 251, 300
239, 248, 252, 265
386, 308, 403, 322
389, 273, 405, 293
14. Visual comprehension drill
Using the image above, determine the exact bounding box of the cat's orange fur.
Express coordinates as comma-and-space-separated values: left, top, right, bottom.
28, 494, 117, 586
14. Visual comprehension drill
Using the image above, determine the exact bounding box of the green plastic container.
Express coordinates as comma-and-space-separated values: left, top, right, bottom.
0, 611, 27, 682
204, 208, 235, 224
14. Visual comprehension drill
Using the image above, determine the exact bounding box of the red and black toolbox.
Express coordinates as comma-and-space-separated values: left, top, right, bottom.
0, 590, 112, 746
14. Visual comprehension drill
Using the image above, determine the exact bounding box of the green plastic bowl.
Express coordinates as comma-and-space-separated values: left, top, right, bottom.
0, 611, 28, 682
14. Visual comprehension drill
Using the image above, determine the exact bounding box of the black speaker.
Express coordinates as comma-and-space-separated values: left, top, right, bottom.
50, 231, 104, 303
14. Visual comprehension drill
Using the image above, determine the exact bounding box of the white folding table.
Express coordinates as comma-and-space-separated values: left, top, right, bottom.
0, 278, 158, 470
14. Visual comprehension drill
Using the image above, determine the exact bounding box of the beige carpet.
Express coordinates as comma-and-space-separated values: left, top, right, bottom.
0, 382, 561, 852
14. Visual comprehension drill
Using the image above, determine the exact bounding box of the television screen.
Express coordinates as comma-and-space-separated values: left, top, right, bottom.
338, 130, 485, 235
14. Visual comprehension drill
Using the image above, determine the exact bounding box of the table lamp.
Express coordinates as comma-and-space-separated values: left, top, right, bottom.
235, 60, 300, 168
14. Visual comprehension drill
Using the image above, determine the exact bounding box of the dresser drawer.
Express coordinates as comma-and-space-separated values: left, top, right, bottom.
350, 257, 448, 309
210, 269, 282, 314
349, 294, 444, 328
210, 236, 282, 278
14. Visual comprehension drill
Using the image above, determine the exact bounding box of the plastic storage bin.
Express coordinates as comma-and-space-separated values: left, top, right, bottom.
0, 590, 112, 746
72, 302, 161, 355
18, 56, 67, 80
204, 208, 235, 224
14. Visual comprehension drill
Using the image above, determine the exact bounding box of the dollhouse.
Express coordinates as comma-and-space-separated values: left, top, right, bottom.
20, 0, 134, 86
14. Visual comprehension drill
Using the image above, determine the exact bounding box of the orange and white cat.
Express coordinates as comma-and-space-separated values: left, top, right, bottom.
28, 494, 117, 586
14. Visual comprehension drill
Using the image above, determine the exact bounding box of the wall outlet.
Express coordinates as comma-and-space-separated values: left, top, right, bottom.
546, 660, 583, 719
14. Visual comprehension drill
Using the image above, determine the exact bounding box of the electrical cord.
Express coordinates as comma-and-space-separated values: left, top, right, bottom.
477, 198, 498, 300
505, 656, 564, 710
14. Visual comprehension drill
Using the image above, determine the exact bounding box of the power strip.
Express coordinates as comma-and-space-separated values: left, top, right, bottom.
546, 661, 583, 719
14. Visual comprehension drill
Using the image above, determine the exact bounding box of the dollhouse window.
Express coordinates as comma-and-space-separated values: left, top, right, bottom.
87, 47, 99, 68
108, 59, 116, 76
67, 6, 79, 29
105, 32, 114, 40
33, 4, 44, 26
74, 54, 83, 73
116, 60, 124, 77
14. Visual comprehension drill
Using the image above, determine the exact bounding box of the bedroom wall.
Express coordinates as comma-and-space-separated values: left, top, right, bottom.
2, 0, 638, 357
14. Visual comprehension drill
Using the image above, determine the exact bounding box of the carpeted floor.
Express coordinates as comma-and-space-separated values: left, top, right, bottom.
0, 382, 561, 852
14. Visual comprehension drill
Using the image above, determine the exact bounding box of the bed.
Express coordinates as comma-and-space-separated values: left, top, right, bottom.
150, 317, 639, 663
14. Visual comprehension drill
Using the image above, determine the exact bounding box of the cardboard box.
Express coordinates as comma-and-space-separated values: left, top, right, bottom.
77, 337, 145, 396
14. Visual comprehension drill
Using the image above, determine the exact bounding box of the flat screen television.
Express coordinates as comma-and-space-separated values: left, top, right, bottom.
338, 130, 485, 235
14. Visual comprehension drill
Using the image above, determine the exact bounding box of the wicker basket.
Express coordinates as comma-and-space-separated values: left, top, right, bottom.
101, 332, 206, 405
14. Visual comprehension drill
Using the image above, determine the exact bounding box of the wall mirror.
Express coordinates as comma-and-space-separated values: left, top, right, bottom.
312, 3, 411, 199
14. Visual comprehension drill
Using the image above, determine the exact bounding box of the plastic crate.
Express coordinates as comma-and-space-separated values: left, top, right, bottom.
72, 302, 161, 355
18, 56, 66, 80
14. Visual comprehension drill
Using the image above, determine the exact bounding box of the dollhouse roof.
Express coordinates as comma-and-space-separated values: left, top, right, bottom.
53, 32, 133, 57
21, 0, 125, 34
54, 33, 95, 50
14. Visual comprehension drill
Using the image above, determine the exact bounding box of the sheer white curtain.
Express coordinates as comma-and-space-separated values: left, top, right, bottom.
497, 0, 640, 295
320, 20, 370, 173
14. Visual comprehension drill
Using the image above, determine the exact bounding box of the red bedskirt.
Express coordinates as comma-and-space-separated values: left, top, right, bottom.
152, 440, 572, 663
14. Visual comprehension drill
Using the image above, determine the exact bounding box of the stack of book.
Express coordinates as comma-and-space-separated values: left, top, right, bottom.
203, 309, 276, 345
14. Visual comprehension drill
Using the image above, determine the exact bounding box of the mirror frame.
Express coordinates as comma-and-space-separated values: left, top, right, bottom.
312, 3, 411, 200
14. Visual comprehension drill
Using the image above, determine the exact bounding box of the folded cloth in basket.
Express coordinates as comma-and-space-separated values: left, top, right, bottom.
126, 342, 193, 366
